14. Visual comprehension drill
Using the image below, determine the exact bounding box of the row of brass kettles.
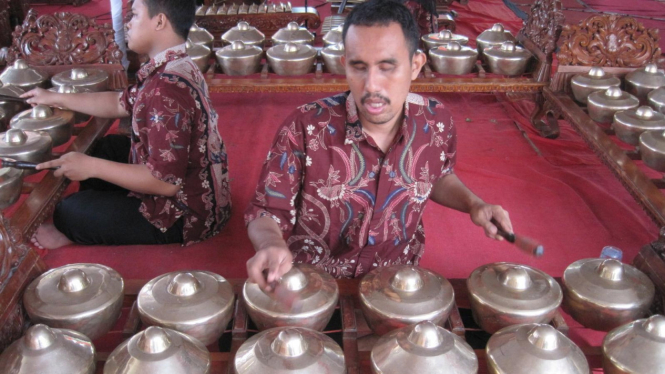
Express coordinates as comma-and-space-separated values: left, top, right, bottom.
0, 256, 661, 373
570, 64, 665, 173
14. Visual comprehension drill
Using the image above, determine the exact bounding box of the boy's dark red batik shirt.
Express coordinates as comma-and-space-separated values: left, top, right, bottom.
121, 44, 231, 245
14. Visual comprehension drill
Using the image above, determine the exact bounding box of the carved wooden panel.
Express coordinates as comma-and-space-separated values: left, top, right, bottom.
520, 0, 564, 58
7, 9, 124, 66
514, 0, 565, 84
558, 14, 661, 67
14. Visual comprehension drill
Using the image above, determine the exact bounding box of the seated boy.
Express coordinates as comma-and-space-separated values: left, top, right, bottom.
22, 0, 231, 249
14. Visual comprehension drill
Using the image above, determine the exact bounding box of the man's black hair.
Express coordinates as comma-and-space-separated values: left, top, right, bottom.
144, 0, 196, 41
342, 0, 420, 58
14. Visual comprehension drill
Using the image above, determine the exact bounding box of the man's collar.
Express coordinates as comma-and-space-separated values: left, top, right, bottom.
136, 43, 188, 82
344, 92, 424, 145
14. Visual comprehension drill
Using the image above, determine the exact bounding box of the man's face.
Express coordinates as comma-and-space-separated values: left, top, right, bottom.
344, 23, 425, 128
126, 0, 159, 55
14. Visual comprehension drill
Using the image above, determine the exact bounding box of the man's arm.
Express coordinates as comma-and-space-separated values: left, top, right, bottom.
430, 173, 512, 239
246, 217, 293, 291
21, 89, 130, 119
37, 152, 180, 196
244, 111, 308, 291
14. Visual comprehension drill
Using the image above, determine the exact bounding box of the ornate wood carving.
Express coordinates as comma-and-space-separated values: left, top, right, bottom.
195, 12, 321, 43
515, 0, 565, 84
513, 0, 565, 138
558, 14, 661, 67
5, 10, 128, 89
520, 0, 564, 59
7, 9, 123, 66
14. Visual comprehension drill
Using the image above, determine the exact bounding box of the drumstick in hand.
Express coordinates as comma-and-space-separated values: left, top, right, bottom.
0, 159, 58, 170
492, 218, 544, 258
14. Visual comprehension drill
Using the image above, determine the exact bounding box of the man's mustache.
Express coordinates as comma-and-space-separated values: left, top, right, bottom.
361, 93, 391, 105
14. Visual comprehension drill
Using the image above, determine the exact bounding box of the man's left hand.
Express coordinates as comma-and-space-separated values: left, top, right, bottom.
37, 152, 98, 181
469, 202, 512, 240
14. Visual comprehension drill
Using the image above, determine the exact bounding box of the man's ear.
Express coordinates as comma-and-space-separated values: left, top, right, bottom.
341, 54, 346, 66
155, 13, 167, 31
410, 50, 427, 80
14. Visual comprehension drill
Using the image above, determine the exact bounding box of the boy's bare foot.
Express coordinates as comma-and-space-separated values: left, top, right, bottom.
32, 224, 73, 250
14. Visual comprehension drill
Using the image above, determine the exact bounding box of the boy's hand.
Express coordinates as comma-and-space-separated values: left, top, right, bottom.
37, 152, 98, 181
20, 88, 61, 108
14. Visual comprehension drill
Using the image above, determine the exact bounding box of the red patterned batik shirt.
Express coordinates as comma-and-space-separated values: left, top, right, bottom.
245, 92, 456, 277
120, 44, 231, 245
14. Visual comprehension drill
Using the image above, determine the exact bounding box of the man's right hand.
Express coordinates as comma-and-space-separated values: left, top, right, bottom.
21, 88, 62, 108
246, 245, 293, 292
